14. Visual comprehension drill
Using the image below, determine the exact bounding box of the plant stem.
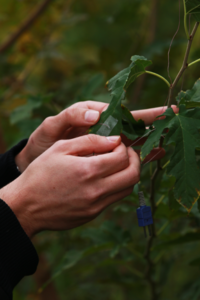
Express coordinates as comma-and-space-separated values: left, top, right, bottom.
183, 0, 189, 39
0, 0, 53, 54
144, 137, 164, 300
167, 22, 199, 108
144, 161, 162, 300
145, 71, 171, 87
188, 58, 200, 68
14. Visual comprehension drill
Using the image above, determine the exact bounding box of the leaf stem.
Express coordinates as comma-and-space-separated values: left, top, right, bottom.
162, 160, 170, 169
156, 195, 165, 207
188, 58, 200, 68
145, 71, 171, 87
183, 0, 189, 39
167, 22, 199, 107
157, 221, 169, 236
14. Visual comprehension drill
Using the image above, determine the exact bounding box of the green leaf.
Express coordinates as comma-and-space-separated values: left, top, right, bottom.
140, 108, 174, 161
76, 73, 105, 101
185, 0, 200, 21
10, 95, 52, 124
179, 277, 200, 300
176, 79, 200, 108
89, 56, 151, 137
81, 221, 131, 247
121, 105, 146, 140
141, 105, 200, 211
154, 232, 200, 251
168, 189, 181, 211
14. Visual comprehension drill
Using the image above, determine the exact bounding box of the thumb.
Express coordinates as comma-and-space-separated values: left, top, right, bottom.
53, 107, 100, 135
55, 134, 121, 156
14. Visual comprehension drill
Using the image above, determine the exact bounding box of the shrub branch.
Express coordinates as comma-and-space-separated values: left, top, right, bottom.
167, 22, 199, 107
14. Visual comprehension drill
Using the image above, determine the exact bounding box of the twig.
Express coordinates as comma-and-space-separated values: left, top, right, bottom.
167, 0, 181, 84
167, 22, 199, 107
144, 137, 163, 300
0, 0, 53, 54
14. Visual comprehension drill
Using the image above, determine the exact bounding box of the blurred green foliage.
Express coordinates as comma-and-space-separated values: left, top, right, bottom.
1, 0, 200, 299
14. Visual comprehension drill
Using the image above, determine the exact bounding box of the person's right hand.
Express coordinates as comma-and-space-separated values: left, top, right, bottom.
0, 134, 140, 238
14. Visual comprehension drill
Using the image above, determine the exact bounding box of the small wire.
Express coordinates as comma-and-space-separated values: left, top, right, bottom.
141, 149, 163, 166
128, 129, 155, 148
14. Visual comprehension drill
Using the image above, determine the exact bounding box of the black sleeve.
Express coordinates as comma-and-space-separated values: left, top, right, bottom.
0, 140, 39, 299
0, 139, 28, 189
0, 200, 39, 300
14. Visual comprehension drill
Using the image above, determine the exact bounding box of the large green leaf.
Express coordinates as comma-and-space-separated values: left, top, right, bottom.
176, 79, 200, 108
185, 0, 200, 21
89, 56, 151, 137
121, 105, 146, 140
141, 105, 200, 211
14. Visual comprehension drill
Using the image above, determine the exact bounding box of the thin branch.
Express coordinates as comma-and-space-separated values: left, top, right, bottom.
167, 0, 181, 84
167, 22, 199, 107
145, 71, 170, 87
0, 0, 53, 54
144, 137, 163, 300
183, 0, 189, 38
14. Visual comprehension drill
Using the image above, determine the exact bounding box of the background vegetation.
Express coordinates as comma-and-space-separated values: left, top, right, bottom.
0, 0, 200, 299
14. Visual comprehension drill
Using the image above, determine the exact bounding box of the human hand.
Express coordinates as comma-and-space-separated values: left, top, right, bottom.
1, 135, 140, 238
15, 101, 108, 172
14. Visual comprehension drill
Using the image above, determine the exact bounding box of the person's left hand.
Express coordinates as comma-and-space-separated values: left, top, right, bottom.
15, 101, 178, 172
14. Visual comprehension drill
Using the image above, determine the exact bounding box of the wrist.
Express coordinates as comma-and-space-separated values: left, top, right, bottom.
15, 146, 31, 173
0, 178, 36, 239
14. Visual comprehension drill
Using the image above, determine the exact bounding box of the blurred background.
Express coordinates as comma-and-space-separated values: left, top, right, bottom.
0, 0, 200, 299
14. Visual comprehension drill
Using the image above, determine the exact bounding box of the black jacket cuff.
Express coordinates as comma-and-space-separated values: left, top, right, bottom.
0, 139, 28, 189
0, 199, 39, 299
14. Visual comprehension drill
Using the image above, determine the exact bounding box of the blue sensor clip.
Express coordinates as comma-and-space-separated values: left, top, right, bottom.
136, 191, 153, 237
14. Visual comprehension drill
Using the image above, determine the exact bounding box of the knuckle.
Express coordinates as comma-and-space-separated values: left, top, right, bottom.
120, 152, 129, 169
87, 205, 100, 218
84, 100, 92, 107
87, 134, 100, 145
87, 186, 102, 203
78, 163, 91, 179
79, 160, 100, 181
131, 167, 141, 184
42, 116, 54, 130
54, 139, 66, 151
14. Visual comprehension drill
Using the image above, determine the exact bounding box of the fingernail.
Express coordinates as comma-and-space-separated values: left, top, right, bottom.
107, 136, 120, 142
85, 110, 99, 122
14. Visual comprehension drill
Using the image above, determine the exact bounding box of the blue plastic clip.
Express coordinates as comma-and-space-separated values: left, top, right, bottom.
137, 191, 153, 237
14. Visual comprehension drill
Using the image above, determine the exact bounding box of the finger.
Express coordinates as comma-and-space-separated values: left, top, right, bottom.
131, 105, 179, 125
134, 148, 166, 164
72, 100, 108, 113
47, 101, 108, 138
55, 134, 121, 156
101, 147, 140, 195
87, 143, 129, 177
